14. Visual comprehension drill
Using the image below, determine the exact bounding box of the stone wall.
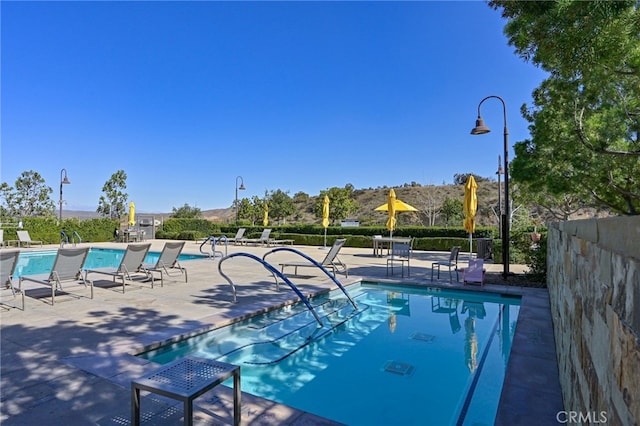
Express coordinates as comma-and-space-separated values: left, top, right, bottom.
547, 216, 640, 425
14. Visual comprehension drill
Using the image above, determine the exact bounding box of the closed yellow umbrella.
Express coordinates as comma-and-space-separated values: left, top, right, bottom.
322, 195, 330, 247
386, 189, 397, 236
322, 195, 330, 228
128, 202, 135, 227
463, 175, 478, 255
263, 203, 269, 227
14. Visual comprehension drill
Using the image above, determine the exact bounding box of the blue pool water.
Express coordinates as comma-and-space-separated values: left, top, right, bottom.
138, 282, 520, 425
14, 248, 204, 277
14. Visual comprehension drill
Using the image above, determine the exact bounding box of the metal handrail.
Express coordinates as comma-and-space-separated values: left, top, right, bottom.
263, 247, 358, 310
218, 252, 323, 327
72, 231, 82, 246
60, 231, 69, 248
199, 236, 225, 258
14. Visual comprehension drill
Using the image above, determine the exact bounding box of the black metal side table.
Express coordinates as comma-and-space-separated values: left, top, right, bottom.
131, 356, 240, 425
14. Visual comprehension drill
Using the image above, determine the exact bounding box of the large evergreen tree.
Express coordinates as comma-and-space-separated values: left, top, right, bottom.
491, 0, 640, 214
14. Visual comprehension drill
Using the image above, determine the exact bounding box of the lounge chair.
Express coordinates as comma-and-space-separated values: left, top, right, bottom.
280, 238, 348, 277
228, 228, 246, 245
1, 250, 24, 309
386, 239, 413, 277
85, 243, 151, 292
240, 229, 272, 246
462, 258, 486, 286
142, 241, 188, 286
431, 246, 461, 282
19, 247, 92, 305
16, 230, 43, 247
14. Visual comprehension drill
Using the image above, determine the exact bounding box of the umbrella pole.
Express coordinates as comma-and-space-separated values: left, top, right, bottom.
324, 228, 327, 248
469, 233, 473, 260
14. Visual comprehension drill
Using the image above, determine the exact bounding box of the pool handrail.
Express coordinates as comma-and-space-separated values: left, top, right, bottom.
72, 231, 82, 245
60, 231, 69, 248
262, 247, 358, 311
212, 235, 228, 257
218, 252, 323, 327
199, 236, 225, 258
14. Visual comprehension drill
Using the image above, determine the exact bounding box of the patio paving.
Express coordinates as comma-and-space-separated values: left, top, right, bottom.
0, 240, 563, 425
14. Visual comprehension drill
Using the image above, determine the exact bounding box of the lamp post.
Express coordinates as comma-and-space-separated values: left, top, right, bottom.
471, 95, 510, 278
59, 168, 71, 223
235, 176, 245, 224
496, 155, 504, 239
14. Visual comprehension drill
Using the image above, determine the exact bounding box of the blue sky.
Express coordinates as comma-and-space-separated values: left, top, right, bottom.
1, 1, 547, 213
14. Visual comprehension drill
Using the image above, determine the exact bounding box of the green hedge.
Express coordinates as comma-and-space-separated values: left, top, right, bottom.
1, 217, 119, 244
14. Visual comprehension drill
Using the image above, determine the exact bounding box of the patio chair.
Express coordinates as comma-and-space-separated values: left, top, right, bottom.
142, 241, 188, 286
85, 243, 151, 292
386, 239, 413, 277
16, 230, 43, 247
1, 250, 24, 310
280, 238, 348, 278
19, 247, 92, 305
462, 258, 486, 286
240, 229, 272, 246
431, 246, 461, 282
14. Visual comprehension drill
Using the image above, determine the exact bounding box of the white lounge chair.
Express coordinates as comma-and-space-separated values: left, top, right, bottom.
142, 241, 188, 286
16, 230, 43, 247
1, 250, 24, 310
462, 258, 486, 286
280, 238, 348, 277
19, 247, 92, 305
85, 243, 151, 292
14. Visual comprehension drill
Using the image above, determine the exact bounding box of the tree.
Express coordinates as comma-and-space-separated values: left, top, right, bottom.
490, 0, 640, 214
453, 173, 492, 185
440, 197, 463, 227
171, 203, 202, 218
313, 186, 359, 223
236, 197, 253, 224
266, 189, 295, 224
247, 196, 264, 225
0, 171, 55, 218
417, 185, 442, 226
97, 170, 128, 219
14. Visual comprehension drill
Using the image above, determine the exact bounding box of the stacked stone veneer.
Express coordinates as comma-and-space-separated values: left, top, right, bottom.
548, 216, 640, 425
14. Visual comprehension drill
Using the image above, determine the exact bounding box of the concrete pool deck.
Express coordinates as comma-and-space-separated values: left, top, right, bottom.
0, 240, 563, 425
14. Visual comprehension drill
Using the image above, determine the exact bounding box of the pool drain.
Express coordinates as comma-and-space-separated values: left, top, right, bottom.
410, 332, 436, 343
383, 360, 414, 376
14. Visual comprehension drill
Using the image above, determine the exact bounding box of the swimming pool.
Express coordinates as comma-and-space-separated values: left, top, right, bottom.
13, 248, 205, 277
138, 282, 520, 425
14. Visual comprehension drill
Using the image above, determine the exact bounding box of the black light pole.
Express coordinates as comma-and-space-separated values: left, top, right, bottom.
471, 95, 510, 278
235, 176, 245, 224
59, 168, 70, 223
496, 155, 504, 239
